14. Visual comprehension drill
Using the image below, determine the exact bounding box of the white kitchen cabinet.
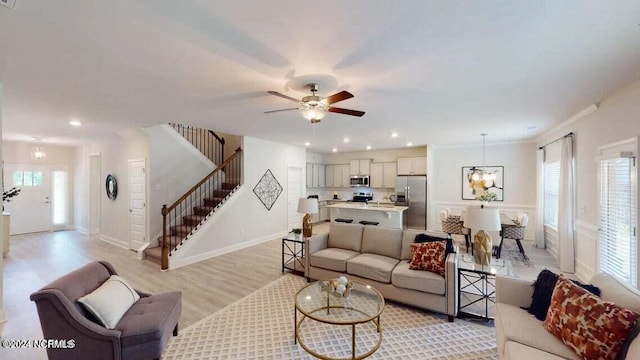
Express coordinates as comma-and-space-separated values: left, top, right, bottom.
306, 163, 314, 187
325, 165, 334, 187
318, 165, 325, 187
383, 162, 397, 188
333, 165, 343, 187
311, 164, 319, 187
341, 164, 351, 186
397, 157, 426, 175
370, 162, 397, 188
349, 159, 371, 175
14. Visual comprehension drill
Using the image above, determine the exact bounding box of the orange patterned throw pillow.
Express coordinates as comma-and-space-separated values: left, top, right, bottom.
544, 276, 639, 360
409, 242, 446, 276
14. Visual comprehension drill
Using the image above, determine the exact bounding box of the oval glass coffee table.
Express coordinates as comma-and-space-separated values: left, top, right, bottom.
294, 280, 384, 360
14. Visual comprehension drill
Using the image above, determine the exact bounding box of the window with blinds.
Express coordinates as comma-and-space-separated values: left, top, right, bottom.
544, 162, 560, 228
599, 156, 637, 289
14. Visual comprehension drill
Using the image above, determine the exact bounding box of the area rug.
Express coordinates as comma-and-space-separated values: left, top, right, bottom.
497, 240, 534, 268
162, 274, 498, 359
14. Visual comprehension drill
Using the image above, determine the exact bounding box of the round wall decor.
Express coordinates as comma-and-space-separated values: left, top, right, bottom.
106, 174, 118, 200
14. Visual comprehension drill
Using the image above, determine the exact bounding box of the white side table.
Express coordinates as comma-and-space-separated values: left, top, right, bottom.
2, 212, 10, 256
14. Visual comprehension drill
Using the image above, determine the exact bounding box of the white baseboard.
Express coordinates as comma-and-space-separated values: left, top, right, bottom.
75, 226, 89, 235
99, 235, 129, 249
169, 231, 288, 270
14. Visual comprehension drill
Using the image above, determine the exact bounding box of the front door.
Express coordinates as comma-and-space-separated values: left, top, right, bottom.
3, 165, 52, 235
128, 159, 146, 250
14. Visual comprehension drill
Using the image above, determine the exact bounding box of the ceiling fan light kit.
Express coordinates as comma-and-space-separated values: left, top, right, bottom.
266, 83, 364, 123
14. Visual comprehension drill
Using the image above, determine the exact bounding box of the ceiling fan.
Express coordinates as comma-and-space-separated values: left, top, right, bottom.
265, 83, 365, 123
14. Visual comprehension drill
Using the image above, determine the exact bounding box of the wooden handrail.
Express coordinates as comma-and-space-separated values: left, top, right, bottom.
160, 146, 242, 270
164, 147, 242, 215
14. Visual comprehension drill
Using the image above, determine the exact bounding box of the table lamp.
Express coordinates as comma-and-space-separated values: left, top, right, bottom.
297, 198, 319, 238
463, 206, 501, 265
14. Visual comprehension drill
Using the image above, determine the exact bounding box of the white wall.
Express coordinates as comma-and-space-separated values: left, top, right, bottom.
537, 78, 640, 281
74, 130, 149, 246
170, 136, 306, 268
144, 124, 217, 240
0, 83, 6, 331
429, 142, 537, 237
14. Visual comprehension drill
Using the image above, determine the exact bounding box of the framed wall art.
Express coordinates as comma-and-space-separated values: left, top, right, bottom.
253, 169, 283, 210
461, 166, 504, 201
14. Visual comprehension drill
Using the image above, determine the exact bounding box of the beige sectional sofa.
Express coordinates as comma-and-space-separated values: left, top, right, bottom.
495, 273, 640, 360
304, 222, 458, 321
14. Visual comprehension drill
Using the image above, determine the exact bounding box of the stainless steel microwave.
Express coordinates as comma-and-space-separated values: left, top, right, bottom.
350, 175, 370, 187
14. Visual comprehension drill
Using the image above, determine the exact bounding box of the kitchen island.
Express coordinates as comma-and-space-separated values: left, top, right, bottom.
325, 203, 408, 229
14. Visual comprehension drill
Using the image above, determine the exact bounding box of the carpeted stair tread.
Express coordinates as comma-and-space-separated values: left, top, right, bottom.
143, 246, 162, 264
183, 215, 206, 226
193, 205, 215, 216
203, 198, 223, 207
170, 224, 194, 236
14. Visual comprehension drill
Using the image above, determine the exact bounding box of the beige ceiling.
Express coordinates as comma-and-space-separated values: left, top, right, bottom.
1, 1, 639, 153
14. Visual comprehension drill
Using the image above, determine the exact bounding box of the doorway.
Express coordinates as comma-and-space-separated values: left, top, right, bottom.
3, 165, 53, 234
88, 153, 101, 235
128, 158, 147, 250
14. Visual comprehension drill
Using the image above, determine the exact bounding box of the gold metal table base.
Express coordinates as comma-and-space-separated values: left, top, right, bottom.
294, 305, 382, 360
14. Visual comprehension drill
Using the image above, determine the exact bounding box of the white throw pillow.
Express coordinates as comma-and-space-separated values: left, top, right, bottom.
77, 275, 140, 329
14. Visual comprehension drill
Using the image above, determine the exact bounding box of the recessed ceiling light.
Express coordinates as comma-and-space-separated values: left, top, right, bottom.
366, 145, 372, 150
304, 141, 310, 147
68, 119, 82, 127
407, 142, 413, 147
343, 137, 350, 143
391, 132, 398, 138
332, 148, 338, 153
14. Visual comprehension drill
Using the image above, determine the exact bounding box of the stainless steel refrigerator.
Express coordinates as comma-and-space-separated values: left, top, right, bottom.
394, 176, 427, 230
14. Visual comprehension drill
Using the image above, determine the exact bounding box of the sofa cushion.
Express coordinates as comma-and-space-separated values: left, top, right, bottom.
544, 276, 639, 360
400, 230, 449, 260
310, 248, 360, 272
504, 341, 567, 360
495, 303, 580, 359
117, 291, 182, 348
392, 260, 445, 295
361, 226, 402, 259
77, 275, 140, 329
347, 253, 400, 283
328, 222, 364, 252
409, 242, 446, 276
528, 269, 601, 321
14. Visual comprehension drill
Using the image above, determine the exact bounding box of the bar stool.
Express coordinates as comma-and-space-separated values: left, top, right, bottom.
359, 220, 379, 226
497, 213, 528, 260
442, 215, 472, 254
335, 218, 353, 223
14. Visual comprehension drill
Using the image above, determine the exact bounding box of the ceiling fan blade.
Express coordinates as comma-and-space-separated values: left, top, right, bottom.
267, 91, 300, 103
323, 91, 354, 105
264, 107, 300, 114
327, 107, 365, 117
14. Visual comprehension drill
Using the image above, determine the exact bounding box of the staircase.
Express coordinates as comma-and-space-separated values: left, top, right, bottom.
143, 180, 240, 266
144, 123, 243, 269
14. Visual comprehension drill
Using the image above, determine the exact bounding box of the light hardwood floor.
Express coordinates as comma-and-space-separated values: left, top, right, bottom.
0, 223, 558, 359
1, 230, 286, 359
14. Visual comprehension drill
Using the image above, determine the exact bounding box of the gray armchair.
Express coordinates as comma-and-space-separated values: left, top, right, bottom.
30, 261, 181, 360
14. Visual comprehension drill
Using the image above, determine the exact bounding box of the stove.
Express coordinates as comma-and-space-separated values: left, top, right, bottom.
352, 191, 373, 203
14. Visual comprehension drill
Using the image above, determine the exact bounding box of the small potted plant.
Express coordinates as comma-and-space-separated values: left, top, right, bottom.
291, 228, 302, 240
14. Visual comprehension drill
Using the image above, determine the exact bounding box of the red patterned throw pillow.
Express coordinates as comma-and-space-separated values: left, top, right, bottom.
544, 276, 639, 360
409, 242, 446, 276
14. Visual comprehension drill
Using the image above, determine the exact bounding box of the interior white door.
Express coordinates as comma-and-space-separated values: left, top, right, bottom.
3, 165, 51, 235
287, 167, 302, 232
128, 159, 147, 250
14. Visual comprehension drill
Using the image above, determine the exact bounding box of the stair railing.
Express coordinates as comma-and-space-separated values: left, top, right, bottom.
169, 123, 226, 165
161, 147, 243, 270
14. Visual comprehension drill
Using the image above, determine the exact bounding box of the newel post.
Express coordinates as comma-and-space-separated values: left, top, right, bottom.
161, 204, 169, 270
